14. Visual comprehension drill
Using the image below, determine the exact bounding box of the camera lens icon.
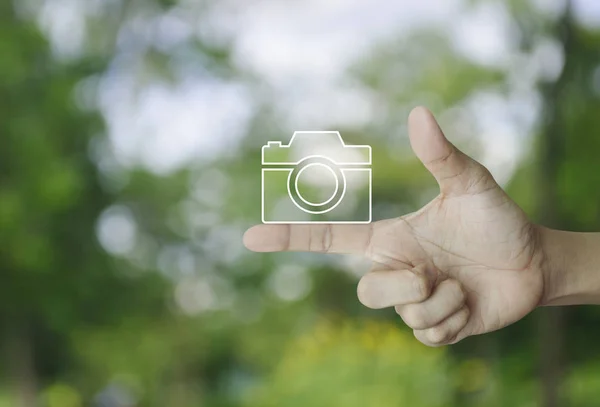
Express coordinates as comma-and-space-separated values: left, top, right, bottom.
261, 131, 372, 224
287, 156, 347, 214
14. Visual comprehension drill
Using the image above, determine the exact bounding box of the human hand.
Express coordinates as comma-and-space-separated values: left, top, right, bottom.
243, 107, 546, 346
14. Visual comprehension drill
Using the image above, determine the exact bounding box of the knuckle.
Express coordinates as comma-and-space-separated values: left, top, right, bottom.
310, 225, 327, 252
457, 305, 470, 325
283, 225, 292, 250
451, 281, 467, 305
443, 278, 461, 292
394, 304, 402, 315
429, 147, 455, 168
467, 164, 494, 193
322, 224, 333, 252
455, 284, 466, 304
443, 279, 464, 300
400, 304, 428, 330
412, 274, 431, 302
427, 325, 450, 345
356, 277, 376, 308
413, 329, 439, 348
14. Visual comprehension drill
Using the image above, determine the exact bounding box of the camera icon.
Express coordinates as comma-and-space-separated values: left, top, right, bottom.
261, 131, 372, 224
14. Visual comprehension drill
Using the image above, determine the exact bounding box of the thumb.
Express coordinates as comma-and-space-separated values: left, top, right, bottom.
408, 106, 497, 196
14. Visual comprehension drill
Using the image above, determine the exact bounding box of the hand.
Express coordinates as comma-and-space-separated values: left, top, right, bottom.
243, 107, 546, 347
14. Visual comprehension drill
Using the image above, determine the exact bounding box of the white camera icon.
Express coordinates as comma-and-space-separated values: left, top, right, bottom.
261, 131, 372, 224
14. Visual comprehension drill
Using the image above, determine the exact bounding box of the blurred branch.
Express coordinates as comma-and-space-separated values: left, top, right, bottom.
537, 2, 575, 407
4, 323, 37, 407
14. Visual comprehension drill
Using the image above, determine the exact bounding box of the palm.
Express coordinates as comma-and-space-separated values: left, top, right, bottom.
372, 186, 544, 337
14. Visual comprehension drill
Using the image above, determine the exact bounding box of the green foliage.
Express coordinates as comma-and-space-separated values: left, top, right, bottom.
0, 4, 171, 404
3, 1, 600, 406
244, 318, 451, 407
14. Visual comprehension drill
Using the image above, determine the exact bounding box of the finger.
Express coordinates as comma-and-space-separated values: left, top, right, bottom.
357, 264, 439, 309
395, 278, 466, 329
413, 305, 470, 347
407, 106, 497, 196
243, 224, 374, 255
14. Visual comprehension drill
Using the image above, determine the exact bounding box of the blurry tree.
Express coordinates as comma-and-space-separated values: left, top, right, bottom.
5, 0, 600, 406
0, 3, 174, 406
0, 0, 252, 406
503, 2, 600, 406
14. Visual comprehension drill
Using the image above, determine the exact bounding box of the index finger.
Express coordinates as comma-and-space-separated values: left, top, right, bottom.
243, 224, 374, 256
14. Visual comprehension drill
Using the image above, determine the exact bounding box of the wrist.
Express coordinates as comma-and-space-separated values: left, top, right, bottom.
538, 226, 600, 306
538, 226, 567, 306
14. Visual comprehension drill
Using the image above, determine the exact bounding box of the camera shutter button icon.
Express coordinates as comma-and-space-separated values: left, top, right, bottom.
261, 131, 372, 224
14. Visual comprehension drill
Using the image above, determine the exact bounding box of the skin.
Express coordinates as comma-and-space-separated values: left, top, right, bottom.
243, 106, 600, 347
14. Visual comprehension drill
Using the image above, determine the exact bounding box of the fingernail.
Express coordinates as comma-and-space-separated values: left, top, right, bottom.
243, 225, 288, 252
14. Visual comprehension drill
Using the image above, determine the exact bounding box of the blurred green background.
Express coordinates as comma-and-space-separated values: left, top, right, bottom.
3, 0, 600, 406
